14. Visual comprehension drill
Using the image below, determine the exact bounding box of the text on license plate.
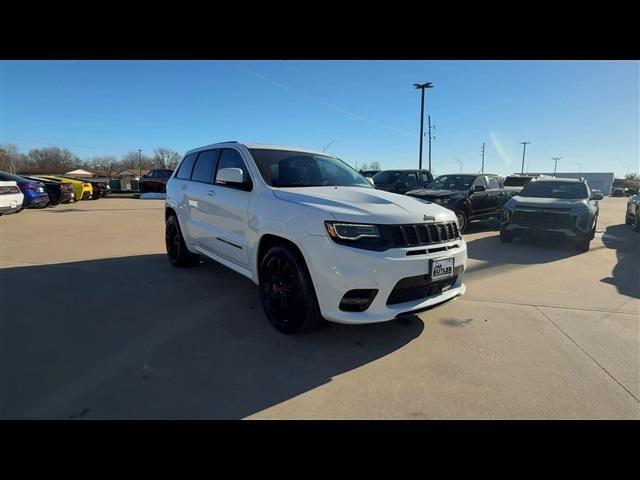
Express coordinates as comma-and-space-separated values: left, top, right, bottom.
431, 257, 454, 280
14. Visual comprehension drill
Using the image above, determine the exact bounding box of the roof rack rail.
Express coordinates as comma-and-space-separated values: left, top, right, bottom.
220, 140, 238, 143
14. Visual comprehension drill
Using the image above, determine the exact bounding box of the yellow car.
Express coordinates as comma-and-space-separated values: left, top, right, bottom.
39, 175, 93, 200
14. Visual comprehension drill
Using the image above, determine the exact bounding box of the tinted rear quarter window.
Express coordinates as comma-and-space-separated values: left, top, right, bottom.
176, 153, 198, 180
190, 150, 220, 183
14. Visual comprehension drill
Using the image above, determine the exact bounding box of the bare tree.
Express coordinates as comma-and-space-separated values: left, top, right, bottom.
153, 148, 181, 169
120, 151, 154, 172
27, 147, 81, 173
89, 156, 119, 178
1, 144, 34, 173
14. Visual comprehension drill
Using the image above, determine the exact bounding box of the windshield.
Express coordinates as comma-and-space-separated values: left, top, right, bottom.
249, 149, 372, 188
372, 171, 401, 184
520, 181, 588, 199
430, 175, 477, 191
504, 176, 533, 187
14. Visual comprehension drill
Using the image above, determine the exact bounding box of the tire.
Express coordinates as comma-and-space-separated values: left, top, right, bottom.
259, 244, 326, 334
455, 209, 468, 233
499, 229, 514, 242
575, 236, 591, 253
160, 184, 166, 193
625, 212, 633, 225
165, 214, 201, 267
634, 212, 640, 233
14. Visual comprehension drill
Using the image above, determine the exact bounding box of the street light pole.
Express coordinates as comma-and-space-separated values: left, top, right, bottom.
574, 162, 582, 175
138, 149, 143, 178
519, 141, 531, 175
552, 156, 562, 176
414, 82, 434, 170
322, 140, 338, 153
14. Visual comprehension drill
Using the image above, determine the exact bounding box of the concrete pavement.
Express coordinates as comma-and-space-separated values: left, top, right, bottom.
0, 196, 638, 419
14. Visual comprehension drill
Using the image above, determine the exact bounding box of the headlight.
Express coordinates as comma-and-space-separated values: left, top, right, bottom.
434, 197, 451, 205
325, 222, 381, 241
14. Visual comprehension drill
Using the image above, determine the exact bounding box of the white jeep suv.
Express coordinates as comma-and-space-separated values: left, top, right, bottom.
165, 142, 467, 334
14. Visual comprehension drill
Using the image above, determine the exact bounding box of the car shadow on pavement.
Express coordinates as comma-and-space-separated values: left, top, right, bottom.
464, 231, 583, 276
463, 217, 500, 234
600, 224, 640, 299
0, 255, 423, 419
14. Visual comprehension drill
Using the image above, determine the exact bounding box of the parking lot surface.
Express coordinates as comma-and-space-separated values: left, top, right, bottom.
1, 197, 638, 419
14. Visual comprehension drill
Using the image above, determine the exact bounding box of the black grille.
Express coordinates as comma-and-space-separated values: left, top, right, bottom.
387, 221, 460, 248
386, 265, 465, 305
512, 210, 573, 228
387, 276, 458, 305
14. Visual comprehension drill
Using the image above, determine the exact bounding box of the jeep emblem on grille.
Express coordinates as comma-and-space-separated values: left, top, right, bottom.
423, 215, 435, 222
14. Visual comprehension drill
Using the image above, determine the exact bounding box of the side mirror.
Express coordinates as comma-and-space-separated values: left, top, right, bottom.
216, 167, 245, 185
473, 185, 486, 192
591, 193, 603, 200
366, 177, 375, 185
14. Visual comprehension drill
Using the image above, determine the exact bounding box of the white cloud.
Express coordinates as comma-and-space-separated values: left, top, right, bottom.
490, 132, 512, 165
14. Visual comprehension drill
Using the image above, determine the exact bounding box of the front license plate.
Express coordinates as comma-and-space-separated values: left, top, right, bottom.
431, 257, 454, 281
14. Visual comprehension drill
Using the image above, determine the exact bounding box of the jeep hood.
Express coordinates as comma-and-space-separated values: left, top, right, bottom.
273, 186, 454, 224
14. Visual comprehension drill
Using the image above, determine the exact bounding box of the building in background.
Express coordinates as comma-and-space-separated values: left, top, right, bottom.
526, 172, 615, 195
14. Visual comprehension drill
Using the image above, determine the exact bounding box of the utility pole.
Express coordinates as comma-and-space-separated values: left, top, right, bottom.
552, 156, 561, 176
414, 82, 434, 170
427, 115, 432, 171
481, 142, 485, 174
138, 149, 143, 178
519, 141, 531, 174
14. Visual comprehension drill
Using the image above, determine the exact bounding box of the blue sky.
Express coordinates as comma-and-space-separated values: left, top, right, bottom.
1, 60, 638, 177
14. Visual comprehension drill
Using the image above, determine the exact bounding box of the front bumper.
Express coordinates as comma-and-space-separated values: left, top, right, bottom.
502, 209, 592, 240
300, 235, 467, 324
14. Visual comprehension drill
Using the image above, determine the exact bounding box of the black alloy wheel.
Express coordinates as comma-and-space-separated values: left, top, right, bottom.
259, 245, 325, 334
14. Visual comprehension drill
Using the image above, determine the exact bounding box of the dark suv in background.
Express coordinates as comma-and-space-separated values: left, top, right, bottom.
139, 169, 173, 193
500, 177, 602, 252
406, 173, 510, 232
371, 169, 433, 194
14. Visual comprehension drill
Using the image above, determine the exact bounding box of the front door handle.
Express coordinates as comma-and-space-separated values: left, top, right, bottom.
180, 185, 188, 190
207, 190, 215, 196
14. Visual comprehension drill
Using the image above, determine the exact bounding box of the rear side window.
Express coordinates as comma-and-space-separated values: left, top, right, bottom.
190, 150, 220, 183
487, 176, 500, 189
176, 153, 198, 180
216, 149, 252, 190
420, 172, 431, 184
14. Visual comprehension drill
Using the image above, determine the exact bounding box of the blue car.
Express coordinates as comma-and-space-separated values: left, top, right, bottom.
0, 171, 50, 208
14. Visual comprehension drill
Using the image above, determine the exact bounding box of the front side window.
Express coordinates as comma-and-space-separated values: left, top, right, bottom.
372, 171, 401, 185
249, 149, 372, 188
216, 149, 253, 189
404, 173, 418, 188
473, 176, 488, 188
430, 175, 477, 191
420, 172, 431, 185
487, 176, 501, 189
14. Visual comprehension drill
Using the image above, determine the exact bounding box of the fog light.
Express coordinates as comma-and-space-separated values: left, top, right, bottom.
339, 289, 378, 312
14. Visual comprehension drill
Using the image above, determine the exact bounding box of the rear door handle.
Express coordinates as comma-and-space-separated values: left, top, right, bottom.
180, 185, 188, 190
207, 190, 215, 196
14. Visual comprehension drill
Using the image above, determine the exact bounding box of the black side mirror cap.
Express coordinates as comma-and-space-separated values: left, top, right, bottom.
473, 185, 486, 192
